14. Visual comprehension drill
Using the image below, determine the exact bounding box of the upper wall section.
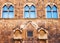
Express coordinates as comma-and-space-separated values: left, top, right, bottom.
0, 0, 60, 18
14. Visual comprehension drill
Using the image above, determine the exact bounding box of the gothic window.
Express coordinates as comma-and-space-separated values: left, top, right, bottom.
30, 5, 36, 18
52, 5, 58, 18
24, 5, 36, 18
24, 5, 29, 18
46, 5, 52, 18
46, 5, 58, 18
2, 5, 14, 18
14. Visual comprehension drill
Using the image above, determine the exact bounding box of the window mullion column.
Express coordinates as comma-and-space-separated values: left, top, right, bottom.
52, 10, 53, 18
8, 8, 9, 18
29, 7, 30, 18
51, 8, 53, 18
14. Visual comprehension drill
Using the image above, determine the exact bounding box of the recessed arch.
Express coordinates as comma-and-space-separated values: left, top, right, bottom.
13, 30, 22, 39
38, 28, 48, 43
13, 25, 22, 39
38, 27, 48, 34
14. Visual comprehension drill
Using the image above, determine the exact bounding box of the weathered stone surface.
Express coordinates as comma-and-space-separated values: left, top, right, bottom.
0, 19, 59, 43
0, 0, 60, 43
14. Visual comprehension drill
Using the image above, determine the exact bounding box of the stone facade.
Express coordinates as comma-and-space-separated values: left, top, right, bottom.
0, 0, 60, 43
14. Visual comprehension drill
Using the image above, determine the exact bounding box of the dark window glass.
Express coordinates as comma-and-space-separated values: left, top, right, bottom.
27, 31, 33, 37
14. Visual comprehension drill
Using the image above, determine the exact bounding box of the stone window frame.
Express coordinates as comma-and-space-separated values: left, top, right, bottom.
45, 3, 59, 18
1, 2, 15, 18
23, 3, 37, 18
27, 30, 33, 38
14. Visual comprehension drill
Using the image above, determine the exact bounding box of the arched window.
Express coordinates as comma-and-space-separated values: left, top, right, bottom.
52, 5, 58, 18
30, 5, 36, 18
24, 5, 36, 18
24, 5, 29, 18
2, 5, 14, 18
46, 5, 52, 18
46, 5, 58, 18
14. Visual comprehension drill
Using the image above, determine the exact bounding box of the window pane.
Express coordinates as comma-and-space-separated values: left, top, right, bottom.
24, 5, 29, 11
27, 31, 33, 37
46, 12, 52, 18
9, 12, 14, 18
52, 5, 57, 11
30, 5, 35, 11
46, 5, 51, 11
52, 12, 58, 18
30, 11, 36, 18
9, 5, 14, 11
24, 12, 29, 18
3, 5, 8, 11
2, 12, 8, 18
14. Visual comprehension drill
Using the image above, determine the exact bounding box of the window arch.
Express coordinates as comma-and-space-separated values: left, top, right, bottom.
30, 5, 36, 18
24, 5, 36, 18
46, 5, 52, 18
46, 5, 58, 18
24, 5, 29, 18
52, 5, 58, 18
2, 5, 14, 18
